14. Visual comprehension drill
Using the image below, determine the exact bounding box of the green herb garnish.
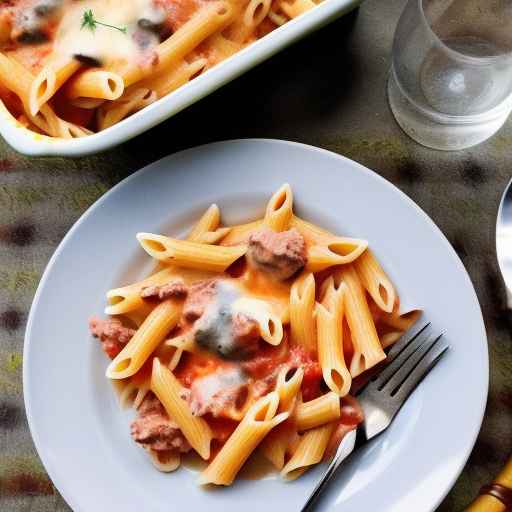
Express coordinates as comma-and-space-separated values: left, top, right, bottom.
81, 9, 127, 34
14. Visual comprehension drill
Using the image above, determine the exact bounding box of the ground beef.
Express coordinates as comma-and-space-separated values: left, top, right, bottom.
247, 228, 307, 280
130, 393, 191, 452
141, 279, 188, 300
182, 280, 217, 322
241, 344, 322, 401
89, 316, 135, 359
231, 312, 260, 350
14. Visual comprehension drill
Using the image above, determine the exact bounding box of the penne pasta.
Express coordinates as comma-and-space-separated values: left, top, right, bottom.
290, 272, 317, 352
138, 58, 208, 99
199, 391, 289, 485
354, 249, 396, 314
220, 219, 263, 246
380, 331, 402, 349
259, 420, 296, 470
136, 233, 247, 272
306, 237, 368, 273
29, 57, 81, 115
316, 278, 352, 396
151, 358, 213, 460
64, 69, 125, 101
184, 203, 231, 245
264, 183, 293, 232
200, 33, 241, 62
381, 308, 422, 332
280, 0, 316, 18
106, 299, 180, 379
275, 365, 304, 412
97, 87, 157, 130
106, 267, 180, 316
187, 203, 222, 242
195, 228, 231, 245
295, 392, 340, 432
244, 0, 272, 28
0, 53, 90, 139
259, 366, 303, 469
120, 302, 155, 327
281, 422, 335, 480
146, 448, 181, 473
291, 215, 334, 245
115, 378, 150, 409
333, 266, 386, 377
268, 8, 288, 25
158, 333, 197, 371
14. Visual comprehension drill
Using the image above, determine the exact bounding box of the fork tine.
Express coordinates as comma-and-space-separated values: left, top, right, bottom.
386, 321, 429, 362
381, 333, 443, 394
393, 339, 449, 404
372, 323, 431, 388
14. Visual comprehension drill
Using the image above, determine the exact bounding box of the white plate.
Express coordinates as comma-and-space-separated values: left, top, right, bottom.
0, 0, 359, 157
24, 139, 488, 512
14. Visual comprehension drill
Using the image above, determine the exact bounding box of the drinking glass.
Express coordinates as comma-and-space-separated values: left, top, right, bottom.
388, 0, 512, 150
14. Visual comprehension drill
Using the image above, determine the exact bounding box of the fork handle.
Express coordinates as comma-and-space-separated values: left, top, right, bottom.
465, 456, 512, 511
300, 429, 358, 512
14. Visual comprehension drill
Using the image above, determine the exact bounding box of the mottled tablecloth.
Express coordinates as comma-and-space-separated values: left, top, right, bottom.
1, 0, 511, 510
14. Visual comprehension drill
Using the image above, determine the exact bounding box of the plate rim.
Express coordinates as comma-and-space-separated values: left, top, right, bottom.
23, 138, 489, 512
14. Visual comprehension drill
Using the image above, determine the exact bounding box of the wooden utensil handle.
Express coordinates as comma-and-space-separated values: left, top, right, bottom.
465, 456, 512, 511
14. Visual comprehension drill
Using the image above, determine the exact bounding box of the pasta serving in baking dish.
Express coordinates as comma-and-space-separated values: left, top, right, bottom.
88, 184, 420, 484
0, 0, 318, 138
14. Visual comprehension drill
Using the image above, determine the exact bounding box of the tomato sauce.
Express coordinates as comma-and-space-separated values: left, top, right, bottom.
156, 0, 201, 32
131, 357, 153, 385
53, 90, 95, 127
207, 415, 238, 442
241, 337, 323, 402
174, 350, 230, 388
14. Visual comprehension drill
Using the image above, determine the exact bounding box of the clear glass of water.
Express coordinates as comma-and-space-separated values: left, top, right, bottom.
388, 0, 512, 150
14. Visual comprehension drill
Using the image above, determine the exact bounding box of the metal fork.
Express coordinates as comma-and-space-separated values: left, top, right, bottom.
301, 322, 449, 511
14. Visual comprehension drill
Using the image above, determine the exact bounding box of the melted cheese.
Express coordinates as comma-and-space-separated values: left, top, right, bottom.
194, 280, 284, 355
231, 296, 272, 320
53, 0, 160, 64
194, 281, 241, 358
239, 268, 291, 321
191, 367, 246, 405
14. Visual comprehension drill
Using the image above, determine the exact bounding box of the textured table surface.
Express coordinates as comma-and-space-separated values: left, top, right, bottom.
1, 0, 511, 510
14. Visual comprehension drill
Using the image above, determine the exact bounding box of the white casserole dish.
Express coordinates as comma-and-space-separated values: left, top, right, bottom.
0, 0, 360, 157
